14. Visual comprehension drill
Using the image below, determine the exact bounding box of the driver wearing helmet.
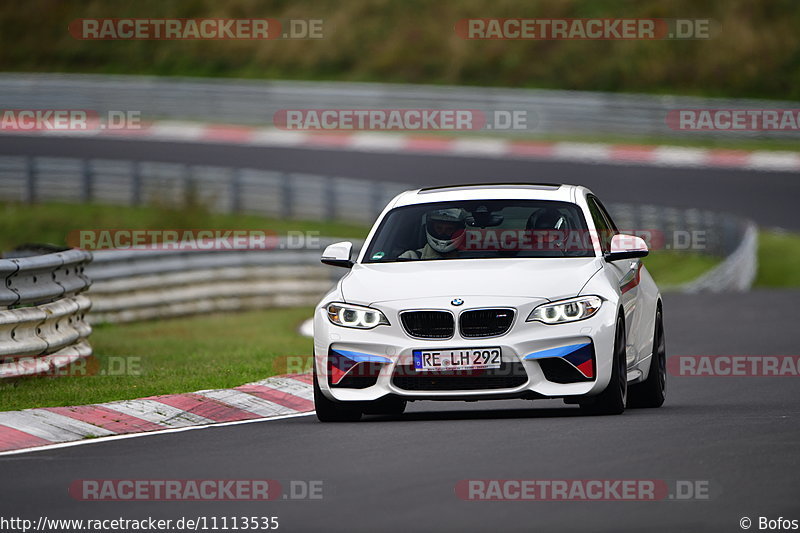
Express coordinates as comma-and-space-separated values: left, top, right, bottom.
399, 208, 467, 260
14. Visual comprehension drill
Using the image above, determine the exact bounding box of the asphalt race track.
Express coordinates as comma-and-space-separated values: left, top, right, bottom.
0, 137, 798, 532
1, 290, 798, 532
0, 134, 798, 229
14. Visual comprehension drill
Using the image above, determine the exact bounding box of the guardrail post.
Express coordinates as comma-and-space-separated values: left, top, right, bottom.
704, 211, 721, 255
25, 156, 36, 204
627, 205, 641, 240
370, 181, 384, 220
230, 168, 242, 213
183, 164, 196, 208
81, 159, 93, 202
325, 176, 336, 221
131, 160, 142, 206
281, 173, 293, 219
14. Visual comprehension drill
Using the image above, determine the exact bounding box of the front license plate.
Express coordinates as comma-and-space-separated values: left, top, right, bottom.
413, 347, 502, 371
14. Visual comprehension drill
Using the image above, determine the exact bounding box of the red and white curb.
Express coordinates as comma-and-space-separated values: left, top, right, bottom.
3, 121, 798, 172
0, 373, 314, 455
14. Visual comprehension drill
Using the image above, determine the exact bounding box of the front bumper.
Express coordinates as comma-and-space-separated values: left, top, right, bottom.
313, 297, 618, 403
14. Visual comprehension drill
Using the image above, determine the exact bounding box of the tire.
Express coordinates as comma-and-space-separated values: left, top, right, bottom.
313, 367, 362, 422
581, 317, 627, 415
362, 396, 407, 416
627, 307, 666, 408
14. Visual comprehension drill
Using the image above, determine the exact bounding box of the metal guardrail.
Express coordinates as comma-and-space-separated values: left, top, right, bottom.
86, 239, 353, 323
607, 203, 750, 257
0, 249, 93, 379
682, 223, 758, 293
609, 204, 758, 291
0, 155, 408, 225
0, 73, 797, 140
0, 249, 92, 307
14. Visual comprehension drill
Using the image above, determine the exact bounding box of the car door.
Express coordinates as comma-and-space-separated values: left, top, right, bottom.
587, 195, 640, 368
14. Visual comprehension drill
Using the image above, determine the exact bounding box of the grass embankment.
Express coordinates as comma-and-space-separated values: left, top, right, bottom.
643, 230, 800, 288
756, 230, 800, 287
0, 0, 798, 100
0, 307, 314, 412
642, 252, 720, 287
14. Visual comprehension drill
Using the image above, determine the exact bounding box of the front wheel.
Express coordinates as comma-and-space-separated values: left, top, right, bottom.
628, 307, 666, 408
580, 317, 627, 416
313, 367, 362, 422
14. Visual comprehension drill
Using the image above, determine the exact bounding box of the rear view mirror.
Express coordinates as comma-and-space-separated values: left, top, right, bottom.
605, 234, 649, 262
321, 241, 354, 268
466, 205, 504, 228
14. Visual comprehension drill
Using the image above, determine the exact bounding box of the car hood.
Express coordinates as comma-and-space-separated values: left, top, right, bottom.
341, 258, 603, 305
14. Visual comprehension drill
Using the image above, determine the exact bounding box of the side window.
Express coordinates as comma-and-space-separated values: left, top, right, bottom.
593, 196, 619, 233
586, 196, 613, 253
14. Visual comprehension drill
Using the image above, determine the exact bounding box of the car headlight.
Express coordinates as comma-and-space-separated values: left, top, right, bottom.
527, 296, 603, 324
326, 302, 390, 329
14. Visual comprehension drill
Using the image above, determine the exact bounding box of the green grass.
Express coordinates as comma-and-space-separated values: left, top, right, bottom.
644, 230, 800, 288
0, 307, 315, 412
0, 201, 368, 252
1, 0, 799, 100
642, 252, 721, 287
755, 230, 800, 287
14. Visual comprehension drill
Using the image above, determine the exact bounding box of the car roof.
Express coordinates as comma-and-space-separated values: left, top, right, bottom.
390, 182, 589, 208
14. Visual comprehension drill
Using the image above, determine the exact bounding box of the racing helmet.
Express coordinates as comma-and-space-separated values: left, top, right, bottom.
526, 207, 568, 250
425, 208, 467, 253
526, 207, 566, 231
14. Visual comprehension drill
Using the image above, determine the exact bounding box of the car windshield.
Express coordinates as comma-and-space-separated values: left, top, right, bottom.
363, 200, 594, 263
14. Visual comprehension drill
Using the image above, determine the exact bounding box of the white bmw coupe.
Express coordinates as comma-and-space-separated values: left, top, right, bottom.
313, 183, 666, 421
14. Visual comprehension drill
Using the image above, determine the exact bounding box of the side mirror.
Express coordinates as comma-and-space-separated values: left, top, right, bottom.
321, 241, 354, 268
605, 234, 649, 262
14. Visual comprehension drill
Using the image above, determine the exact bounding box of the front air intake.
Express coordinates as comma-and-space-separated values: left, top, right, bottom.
392, 362, 528, 391
459, 308, 515, 338
400, 310, 454, 339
